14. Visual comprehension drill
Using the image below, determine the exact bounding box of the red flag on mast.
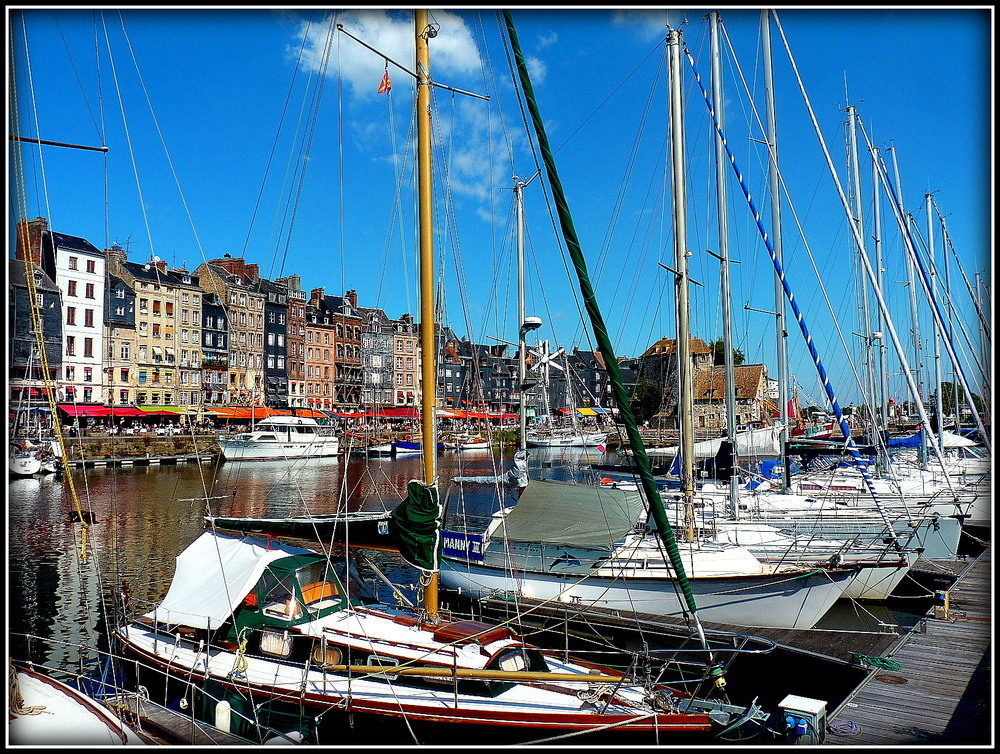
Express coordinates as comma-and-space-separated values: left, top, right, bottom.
378, 69, 392, 94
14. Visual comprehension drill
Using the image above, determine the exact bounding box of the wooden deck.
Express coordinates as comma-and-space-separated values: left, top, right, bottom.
826, 546, 991, 745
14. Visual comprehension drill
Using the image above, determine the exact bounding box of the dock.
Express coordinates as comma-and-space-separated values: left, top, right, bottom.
65, 453, 217, 468
462, 546, 990, 745
825, 546, 991, 745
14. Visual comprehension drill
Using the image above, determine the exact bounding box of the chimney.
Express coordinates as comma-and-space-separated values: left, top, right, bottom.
286, 274, 301, 292
152, 259, 168, 273
104, 244, 127, 275
245, 263, 259, 281
346, 289, 358, 308
310, 287, 325, 305
15, 217, 48, 264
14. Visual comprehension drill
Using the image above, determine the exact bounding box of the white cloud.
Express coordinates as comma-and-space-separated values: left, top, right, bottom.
611, 9, 677, 42
526, 55, 547, 86
537, 31, 558, 49
295, 9, 482, 100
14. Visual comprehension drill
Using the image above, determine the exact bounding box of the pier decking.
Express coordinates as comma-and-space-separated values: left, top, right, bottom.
826, 546, 991, 745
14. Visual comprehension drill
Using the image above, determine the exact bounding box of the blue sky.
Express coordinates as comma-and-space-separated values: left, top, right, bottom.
9, 7, 992, 409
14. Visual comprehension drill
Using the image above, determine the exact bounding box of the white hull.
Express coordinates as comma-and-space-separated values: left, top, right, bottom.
525, 432, 607, 448
9, 666, 147, 745
439, 557, 849, 629
9, 452, 42, 477
217, 437, 341, 461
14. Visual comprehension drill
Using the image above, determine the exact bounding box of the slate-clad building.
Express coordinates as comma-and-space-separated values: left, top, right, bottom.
8, 258, 63, 399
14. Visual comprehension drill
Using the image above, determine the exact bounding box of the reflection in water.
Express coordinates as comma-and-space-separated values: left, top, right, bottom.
8, 449, 539, 669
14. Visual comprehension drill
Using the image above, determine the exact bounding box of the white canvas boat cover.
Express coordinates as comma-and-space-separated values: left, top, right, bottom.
647, 425, 785, 458
941, 430, 976, 448
145, 531, 312, 629
490, 479, 645, 549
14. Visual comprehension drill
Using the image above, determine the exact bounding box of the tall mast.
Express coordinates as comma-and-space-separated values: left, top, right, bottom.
870, 146, 889, 439
415, 8, 439, 618
514, 177, 540, 450
925, 192, 944, 449
938, 212, 959, 427
890, 147, 926, 468
709, 11, 738, 519
846, 104, 876, 439
761, 10, 789, 488
667, 28, 696, 542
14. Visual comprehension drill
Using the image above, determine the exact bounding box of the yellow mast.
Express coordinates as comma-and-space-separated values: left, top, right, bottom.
415, 9, 439, 619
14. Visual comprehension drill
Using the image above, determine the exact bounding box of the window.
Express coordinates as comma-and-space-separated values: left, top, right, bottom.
86, 259, 96, 273
138, 371, 148, 384
84, 309, 94, 327
153, 300, 161, 314
84, 338, 93, 357
165, 302, 174, 316
182, 292, 189, 303
84, 367, 93, 382
120, 342, 130, 360
139, 345, 147, 360
83, 387, 92, 402
121, 368, 129, 382
152, 324, 161, 338
66, 336, 76, 356
66, 366, 76, 381
85, 283, 95, 299
68, 256, 78, 270
116, 288, 125, 299
66, 307, 76, 325
139, 321, 148, 334
120, 390, 129, 403
139, 298, 148, 313
67, 280, 77, 297
115, 306, 125, 316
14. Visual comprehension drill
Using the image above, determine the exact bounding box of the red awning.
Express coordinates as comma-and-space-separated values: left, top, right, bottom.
291, 408, 327, 419
57, 404, 109, 418
377, 407, 420, 419
105, 407, 148, 417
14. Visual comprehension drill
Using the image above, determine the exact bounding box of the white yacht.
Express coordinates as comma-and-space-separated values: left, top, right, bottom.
217, 416, 340, 461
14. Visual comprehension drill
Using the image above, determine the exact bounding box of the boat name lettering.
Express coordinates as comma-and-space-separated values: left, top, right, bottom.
442, 531, 483, 561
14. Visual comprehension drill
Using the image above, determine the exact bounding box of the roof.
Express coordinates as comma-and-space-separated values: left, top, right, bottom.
8, 258, 60, 292
692, 364, 767, 401
641, 337, 712, 358
50, 231, 102, 255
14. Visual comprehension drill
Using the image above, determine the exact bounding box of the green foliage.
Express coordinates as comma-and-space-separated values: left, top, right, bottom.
629, 379, 662, 424
710, 339, 745, 367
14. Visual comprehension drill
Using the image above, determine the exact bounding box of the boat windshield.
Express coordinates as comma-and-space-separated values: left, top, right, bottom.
294, 561, 343, 613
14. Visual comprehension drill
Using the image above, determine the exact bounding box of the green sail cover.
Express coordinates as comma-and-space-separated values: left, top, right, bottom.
389, 480, 443, 572
490, 480, 644, 550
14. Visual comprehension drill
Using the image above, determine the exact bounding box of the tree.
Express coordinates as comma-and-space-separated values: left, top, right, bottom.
929, 382, 985, 415
629, 379, 662, 424
710, 339, 745, 367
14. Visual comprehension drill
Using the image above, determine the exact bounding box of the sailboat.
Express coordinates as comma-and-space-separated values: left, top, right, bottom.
115, 12, 760, 743
439, 22, 854, 631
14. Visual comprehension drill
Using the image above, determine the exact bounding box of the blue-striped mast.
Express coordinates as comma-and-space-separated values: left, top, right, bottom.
680, 47, 901, 541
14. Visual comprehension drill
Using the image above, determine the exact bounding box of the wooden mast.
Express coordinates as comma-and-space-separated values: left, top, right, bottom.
415, 8, 439, 619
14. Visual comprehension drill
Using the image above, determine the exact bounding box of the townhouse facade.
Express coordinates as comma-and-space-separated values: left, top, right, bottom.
9, 216, 782, 428
193, 256, 265, 406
